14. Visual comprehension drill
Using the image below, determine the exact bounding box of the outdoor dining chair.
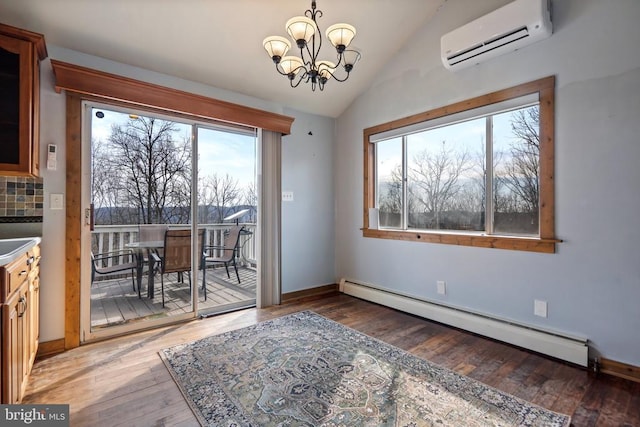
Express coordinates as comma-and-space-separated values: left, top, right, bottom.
152, 229, 205, 307
202, 225, 243, 301
91, 249, 138, 292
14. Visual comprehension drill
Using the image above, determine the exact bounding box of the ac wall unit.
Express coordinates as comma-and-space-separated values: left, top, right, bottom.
441, 0, 552, 71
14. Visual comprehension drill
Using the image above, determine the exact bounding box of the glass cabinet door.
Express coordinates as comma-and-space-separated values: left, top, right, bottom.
0, 34, 33, 173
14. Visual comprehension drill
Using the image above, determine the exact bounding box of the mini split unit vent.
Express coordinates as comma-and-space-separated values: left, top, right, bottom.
441, 0, 552, 71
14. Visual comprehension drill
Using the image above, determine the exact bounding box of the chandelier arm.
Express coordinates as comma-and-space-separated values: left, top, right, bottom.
274, 65, 290, 77
301, 45, 315, 69
275, 64, 299, 78
274, 63, 311, 85
290, 74, 306, 89
312, 26, 323, 65
335, 52, 347, 68
329, 71, 352, 83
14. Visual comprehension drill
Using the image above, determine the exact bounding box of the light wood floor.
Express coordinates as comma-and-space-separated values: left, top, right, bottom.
25, 294, 639, 426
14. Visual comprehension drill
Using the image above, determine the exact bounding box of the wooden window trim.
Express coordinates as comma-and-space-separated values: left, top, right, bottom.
363, 76, 558, 254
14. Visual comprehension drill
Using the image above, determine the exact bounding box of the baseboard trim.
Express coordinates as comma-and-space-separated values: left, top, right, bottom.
36, 338, 66, 359
282, 284, 338, 303
598, 358, 640, 383
341, 278, 589, 366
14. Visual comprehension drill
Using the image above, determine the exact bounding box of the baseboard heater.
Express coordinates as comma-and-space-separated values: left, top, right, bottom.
339, 278, 589, 367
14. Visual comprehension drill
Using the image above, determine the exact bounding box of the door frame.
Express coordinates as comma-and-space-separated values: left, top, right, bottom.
63, 82, 291, 348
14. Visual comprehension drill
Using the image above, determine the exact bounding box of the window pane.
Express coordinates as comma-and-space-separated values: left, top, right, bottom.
376, 137, 403, 228
407, 119, 485, 231
197, 127, 256, 225
90, 106, 194, 331
91, 109, 192, 226
492, 105, 540, 235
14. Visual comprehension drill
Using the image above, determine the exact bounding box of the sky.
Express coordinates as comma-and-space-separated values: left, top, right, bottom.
376, 105, 534, 183
90, 106, 257, 190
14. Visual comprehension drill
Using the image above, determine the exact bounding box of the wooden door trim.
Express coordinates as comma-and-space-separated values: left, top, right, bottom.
65, 94, 82, 349
51, 60, 294, 135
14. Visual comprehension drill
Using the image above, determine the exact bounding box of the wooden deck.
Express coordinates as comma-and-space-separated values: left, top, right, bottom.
91, 266, 256, 329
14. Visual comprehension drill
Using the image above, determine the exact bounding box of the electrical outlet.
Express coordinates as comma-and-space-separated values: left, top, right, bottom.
534, 299, 548, 318
282, 191, 294, 202
437, 280, 446, 295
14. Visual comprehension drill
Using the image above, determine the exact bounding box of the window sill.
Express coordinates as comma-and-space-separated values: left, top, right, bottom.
362, 228, 559, 253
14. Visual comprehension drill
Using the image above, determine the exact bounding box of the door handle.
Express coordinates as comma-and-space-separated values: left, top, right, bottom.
18, 296, 27, 317
85, 207, 93, 229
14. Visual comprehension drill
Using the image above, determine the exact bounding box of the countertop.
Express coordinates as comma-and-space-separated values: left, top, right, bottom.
0, 237, 41, 266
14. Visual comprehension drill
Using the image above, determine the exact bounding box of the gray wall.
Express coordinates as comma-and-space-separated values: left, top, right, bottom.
335, 0, 640, 365
36, 47, 335, 342
282, 110, 336, 292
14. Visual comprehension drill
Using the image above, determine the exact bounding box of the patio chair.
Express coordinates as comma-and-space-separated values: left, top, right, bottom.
91, 249, 138, 292
203, 225, 243, 300
152, 229, 205, 307
139, 224, 168, 244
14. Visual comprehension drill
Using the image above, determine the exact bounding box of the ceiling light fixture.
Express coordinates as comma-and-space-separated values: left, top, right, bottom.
262, 0, 361, 91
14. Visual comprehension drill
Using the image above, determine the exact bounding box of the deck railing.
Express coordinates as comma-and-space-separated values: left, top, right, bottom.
92, 223, 257, 269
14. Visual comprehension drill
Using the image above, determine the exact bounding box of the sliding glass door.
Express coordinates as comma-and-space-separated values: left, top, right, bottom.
81, 102, 258, 341
197, 126, 257, 316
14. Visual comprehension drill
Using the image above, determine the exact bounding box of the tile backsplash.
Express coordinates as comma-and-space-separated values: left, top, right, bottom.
0, 175, 44, 220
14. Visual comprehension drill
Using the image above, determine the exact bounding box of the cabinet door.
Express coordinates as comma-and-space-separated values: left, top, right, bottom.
27, 274, 39, 367
1, 287, 27, 404
0, 33, 34, 173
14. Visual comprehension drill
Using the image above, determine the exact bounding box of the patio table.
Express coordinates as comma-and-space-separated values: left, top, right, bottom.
125, 240, 163, 299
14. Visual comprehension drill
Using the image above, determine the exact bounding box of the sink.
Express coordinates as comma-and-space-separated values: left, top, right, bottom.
0, 237, 41, 266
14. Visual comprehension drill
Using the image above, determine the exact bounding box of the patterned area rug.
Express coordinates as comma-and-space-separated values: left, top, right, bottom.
160, 311, 571, 426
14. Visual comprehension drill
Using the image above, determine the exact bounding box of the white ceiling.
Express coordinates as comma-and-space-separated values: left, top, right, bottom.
0, 0, 446, 118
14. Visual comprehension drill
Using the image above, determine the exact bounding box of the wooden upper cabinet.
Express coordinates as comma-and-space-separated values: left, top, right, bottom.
0, 23, 47, 176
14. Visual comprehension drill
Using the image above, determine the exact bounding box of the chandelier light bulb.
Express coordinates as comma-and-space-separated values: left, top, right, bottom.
263, 36, 291, 63
326, 23, 356, 53
286, 16, 317, 48
279, 56, 304, 76
342, 49, 362, 72
317, 61, 336, 80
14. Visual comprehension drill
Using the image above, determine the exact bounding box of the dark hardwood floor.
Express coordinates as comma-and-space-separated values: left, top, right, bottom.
25, 293, 639, 426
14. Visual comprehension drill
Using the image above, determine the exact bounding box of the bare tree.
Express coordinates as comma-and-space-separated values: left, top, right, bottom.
100, 116, 191, 224
502, 107, 540, 212
455, 136, 488, 226
198, 173, 241, 223
378, 164, 403, 226
92, 137, 122, 224
409, 141, 471, 228
242, 182, 257, 223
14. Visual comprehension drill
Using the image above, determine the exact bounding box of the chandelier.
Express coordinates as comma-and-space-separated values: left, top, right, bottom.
262, 0, 361, 91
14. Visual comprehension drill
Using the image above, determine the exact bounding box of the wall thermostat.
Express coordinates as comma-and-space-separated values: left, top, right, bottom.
47, 144, 57, 170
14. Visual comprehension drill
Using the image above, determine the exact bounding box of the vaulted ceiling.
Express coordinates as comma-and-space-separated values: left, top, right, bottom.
0, 0, 447, 118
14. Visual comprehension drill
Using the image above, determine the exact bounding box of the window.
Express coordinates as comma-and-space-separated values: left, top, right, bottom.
364, 77, 557, 253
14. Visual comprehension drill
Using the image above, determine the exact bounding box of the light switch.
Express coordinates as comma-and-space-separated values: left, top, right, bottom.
51, 194, 64, 210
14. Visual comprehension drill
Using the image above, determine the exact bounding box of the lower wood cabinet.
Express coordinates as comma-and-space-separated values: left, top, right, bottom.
0, 244, 40, 403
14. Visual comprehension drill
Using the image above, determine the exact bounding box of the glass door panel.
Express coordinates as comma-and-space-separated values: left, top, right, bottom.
87, 105, 195, 335
196, 126, 257, 315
